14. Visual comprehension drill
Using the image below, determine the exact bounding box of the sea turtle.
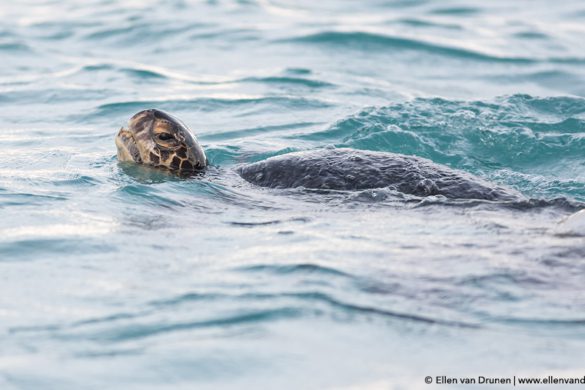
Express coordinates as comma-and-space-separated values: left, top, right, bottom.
115, 109, 522, 201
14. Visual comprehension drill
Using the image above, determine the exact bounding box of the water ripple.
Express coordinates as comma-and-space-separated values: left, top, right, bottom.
235, 263, 347, 277
90, 96, 331, 118
287, 31, 536, 63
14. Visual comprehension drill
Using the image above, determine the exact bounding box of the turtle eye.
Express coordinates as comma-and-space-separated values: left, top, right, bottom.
157, 133, 174, 141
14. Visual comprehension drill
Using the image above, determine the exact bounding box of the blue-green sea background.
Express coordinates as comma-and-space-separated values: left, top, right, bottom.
1, 0, 585, 388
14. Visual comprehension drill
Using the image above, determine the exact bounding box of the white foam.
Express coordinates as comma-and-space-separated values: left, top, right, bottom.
555, 209, 585, 236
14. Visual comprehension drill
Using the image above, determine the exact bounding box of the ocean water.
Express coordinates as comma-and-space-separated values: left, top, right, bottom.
1, 0, 585, 388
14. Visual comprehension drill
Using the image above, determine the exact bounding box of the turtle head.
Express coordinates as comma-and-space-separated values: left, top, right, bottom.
115, 109, 207, 173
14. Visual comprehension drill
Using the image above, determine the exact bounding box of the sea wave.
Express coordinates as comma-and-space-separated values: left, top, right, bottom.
296, 94, 585, 200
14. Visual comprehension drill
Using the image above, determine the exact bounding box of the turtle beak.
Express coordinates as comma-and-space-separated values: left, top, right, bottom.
185, 136, 207, 169
115, 127, 142, 163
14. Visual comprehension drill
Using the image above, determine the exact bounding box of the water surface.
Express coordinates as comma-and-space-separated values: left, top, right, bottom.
1, 0, 585, 388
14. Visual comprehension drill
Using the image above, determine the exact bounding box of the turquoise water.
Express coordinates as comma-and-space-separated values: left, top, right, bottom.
1, 0, 585, 388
